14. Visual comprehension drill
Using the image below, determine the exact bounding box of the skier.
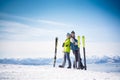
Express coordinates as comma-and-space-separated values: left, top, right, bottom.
59, 33, 71, 69
70, 31, 84, 69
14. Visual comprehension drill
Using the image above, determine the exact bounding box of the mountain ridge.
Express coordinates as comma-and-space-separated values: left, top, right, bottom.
0, 55, 120, 65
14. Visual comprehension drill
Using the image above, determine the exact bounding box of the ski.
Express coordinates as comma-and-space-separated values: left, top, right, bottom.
77, 36, 80, 48
82, 36, 87, 70
53, 37, 58, 67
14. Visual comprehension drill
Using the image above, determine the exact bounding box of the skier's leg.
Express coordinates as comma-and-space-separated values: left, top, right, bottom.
73, 60, 76, 68
59, 53, 66, 68
66, 53, 71, 68
72, 51, 75, 68
75, 50, 78, 68
62, 53, 66, 67
73, 51, 77, 68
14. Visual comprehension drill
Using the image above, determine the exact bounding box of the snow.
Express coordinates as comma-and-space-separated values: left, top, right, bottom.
0, 64, 120, 80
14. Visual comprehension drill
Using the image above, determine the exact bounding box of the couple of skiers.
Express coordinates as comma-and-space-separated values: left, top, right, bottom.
59, 31, 84, 69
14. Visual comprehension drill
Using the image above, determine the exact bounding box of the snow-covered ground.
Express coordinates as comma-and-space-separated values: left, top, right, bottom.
0, 64, 120, 80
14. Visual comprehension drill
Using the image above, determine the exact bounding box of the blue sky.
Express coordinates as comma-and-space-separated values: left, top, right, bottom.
0, 0, 120, 58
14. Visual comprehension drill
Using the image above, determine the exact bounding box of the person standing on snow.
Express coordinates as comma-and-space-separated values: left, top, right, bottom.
59, 33, 71, 69
70, 31, 84, 69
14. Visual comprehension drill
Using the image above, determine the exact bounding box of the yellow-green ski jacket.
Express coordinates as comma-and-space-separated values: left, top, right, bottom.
63, 38, 70, 53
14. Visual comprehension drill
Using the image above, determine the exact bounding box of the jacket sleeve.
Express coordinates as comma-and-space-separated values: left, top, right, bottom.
64, 39, 70, 47
62, 43, 64, 47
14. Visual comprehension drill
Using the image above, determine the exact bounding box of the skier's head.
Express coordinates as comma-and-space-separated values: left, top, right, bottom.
71, 31, 75, 38
66, 33, 71, 38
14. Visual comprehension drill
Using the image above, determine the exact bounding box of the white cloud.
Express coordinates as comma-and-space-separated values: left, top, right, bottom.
0, 20, 63, 41
0, 20, 29, 33
0, 13, 73, 41
0, 13, 73, 27
38, 19, 69, 26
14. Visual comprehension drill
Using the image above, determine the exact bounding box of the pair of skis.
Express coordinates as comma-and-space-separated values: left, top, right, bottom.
78, 36, 87, 70
53, 37, 58, 67
53, 36, 87, 70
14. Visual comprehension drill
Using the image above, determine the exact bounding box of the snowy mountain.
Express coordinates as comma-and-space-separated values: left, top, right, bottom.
87, 56, 120, 64
0, 58, 52, 65
0, 56, 120, 65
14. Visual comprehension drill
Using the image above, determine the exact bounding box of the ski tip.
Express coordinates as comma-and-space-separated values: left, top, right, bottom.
78, 35, 80, 37
77, 36, 80, 39
82, 36, 85, 47
82, 36, 85, 38
55, 37, 58, 40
